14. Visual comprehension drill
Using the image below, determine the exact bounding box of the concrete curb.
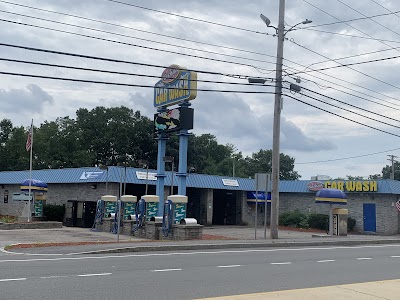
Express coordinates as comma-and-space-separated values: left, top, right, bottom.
65, 238, 400, 255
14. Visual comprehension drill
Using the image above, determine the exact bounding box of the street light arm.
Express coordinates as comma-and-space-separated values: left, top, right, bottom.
284, 19, 312, 35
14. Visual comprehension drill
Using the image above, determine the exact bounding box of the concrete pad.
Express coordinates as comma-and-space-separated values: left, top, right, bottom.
195, 279, 400, 300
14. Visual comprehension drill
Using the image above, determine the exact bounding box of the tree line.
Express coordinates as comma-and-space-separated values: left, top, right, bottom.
0, 106, 302, 179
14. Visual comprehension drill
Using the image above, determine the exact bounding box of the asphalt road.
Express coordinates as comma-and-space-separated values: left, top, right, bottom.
0, 244, 400, 300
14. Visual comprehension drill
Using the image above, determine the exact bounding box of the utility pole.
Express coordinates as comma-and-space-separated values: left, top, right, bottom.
387, 155, 398, 180
270, 0, 285, 239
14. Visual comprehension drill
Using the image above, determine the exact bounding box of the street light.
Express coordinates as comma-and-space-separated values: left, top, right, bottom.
163, 156, 175, 195
138, 159, 149, 195
252, 5, 311, 239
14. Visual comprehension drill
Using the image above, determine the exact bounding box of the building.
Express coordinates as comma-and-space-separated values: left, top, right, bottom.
0, 167, 399, 235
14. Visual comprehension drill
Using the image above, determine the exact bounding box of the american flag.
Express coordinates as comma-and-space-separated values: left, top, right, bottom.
26, 122, 33, 151
396, 200, 400, 212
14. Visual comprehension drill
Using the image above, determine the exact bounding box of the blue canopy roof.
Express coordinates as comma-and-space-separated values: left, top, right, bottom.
20, 179, 48, 192
315, 188, 347, 205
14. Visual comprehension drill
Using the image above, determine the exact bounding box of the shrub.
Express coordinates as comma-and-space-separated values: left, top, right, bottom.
308, 213, 329, 231
43, 204, 65, 222
347, 217, 356, 231
279, 210, 308, 228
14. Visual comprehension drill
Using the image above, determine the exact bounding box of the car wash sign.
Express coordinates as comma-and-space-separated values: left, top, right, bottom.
154, 65, 197, 108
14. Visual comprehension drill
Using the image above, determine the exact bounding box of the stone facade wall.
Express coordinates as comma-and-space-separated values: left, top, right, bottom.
241, 191, 270, 226
280, 192, 399, 235
0, 221, 62, 230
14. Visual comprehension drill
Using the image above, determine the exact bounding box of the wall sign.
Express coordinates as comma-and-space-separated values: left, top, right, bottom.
222, 179, 239, 187
154, 65, 197, 108
135, 171, 157, 181
308, 181, 324, 191
324, 180, 377, 192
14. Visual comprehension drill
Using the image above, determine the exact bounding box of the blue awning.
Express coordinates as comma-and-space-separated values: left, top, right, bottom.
20, 179, 48, 192
315, 188, 347, 205
247, 191, 271, 204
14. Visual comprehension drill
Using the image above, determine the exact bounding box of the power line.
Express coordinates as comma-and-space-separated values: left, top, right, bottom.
336, 0, 400, 38
287, 49, 400, 77
370, 0, 400, 20
288, 39, 400, 95
302, 46, 400, 70
283, 93, 400, 138
0, 57, 273, 87
106, 0, 268, 35
302, 0, 400, 53
0, 18, 275, 71
296, 147, 400, 164
299, 85, 400, 123
0, 10, 277, 67
300, 27, 400, 44
0, 70, 278, 94
0, 42, 275, 81
291, 89, 400, 130
283, 63, 400, 108
300, 7, 400, 29
0, 0, 276, 58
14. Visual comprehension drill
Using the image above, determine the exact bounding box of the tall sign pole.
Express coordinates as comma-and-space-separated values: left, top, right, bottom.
270, 0, 285, 239
154, 65, 197, 213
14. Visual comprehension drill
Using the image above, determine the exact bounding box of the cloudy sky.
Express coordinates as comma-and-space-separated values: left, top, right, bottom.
1, 0, 400, 179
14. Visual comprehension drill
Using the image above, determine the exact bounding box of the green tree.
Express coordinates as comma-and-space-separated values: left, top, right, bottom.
382, 162, 400, 180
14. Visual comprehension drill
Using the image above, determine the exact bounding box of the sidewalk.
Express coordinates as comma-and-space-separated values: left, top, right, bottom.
1, 226, 400, 255
195, 279, 400, 300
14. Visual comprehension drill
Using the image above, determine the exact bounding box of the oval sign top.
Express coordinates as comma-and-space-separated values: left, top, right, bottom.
161, 64, 182, 84
308, 181, 324, 191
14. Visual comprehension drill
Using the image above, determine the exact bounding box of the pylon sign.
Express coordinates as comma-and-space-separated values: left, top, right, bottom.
154, 65, 197, 108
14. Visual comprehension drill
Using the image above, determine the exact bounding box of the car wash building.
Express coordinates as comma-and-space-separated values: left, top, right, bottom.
0, 168, 399, 235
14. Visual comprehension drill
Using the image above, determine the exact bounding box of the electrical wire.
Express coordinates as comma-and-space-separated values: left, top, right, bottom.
302, 0, 400, 53
285, 68, 400, 111
336, 0, 400, 38
0, 18, 276, 70
293, 90, 400, 129
0, 70, 278, 94
287, 49, 400, 76
299, 8, 400, 29
0, 10, 277, 67
283, 63, 400, 108
297, 147, 400, 164
0, 57, 273, 87
283, 93, 400, 138
0, 42, 275, 81
302, 46, 400, 71
3, 1, 395, 111
106, 0, 269, 35
0, 0, 277, 59
288, 39, 400, 95
370, 0, 400, 20
298, 85, 400, 123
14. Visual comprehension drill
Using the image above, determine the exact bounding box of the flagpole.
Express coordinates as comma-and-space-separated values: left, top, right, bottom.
28, 119, 33, 222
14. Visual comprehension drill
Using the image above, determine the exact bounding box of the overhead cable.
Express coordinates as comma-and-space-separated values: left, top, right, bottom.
0, 18, 275, 70
284, 93, 400, 138
0, 10, 276, 66
0, 0, 277, 59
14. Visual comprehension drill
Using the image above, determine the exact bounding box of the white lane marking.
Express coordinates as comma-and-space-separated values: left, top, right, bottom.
316, 260, 335, 263
0, 246, 62, 256
0, 278, 26, 282
357, 258, 372, 260
391, 256, 400, 258
271, 262, 291, 265
2, 244, 400, 263
77, 273, 112, 277
152, 269, 182, 272
217, 265, 241, 268
40, 275, 68, 279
